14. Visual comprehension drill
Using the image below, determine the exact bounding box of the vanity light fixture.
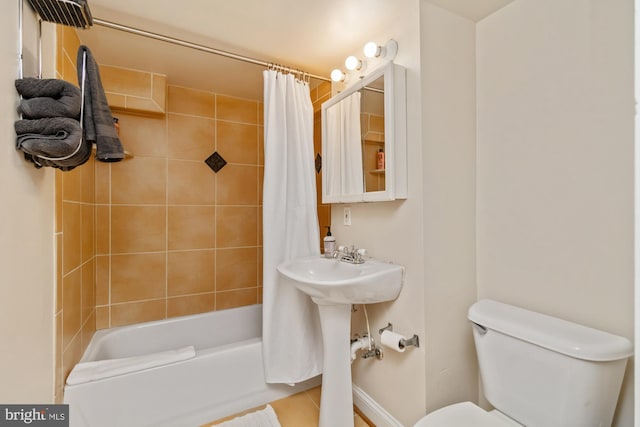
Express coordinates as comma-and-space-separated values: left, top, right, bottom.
363, 39, 398, 60
344, 55, 364, 71
330, 39, 399, 82
331, 68, 347, 82
363, 42, 380, 58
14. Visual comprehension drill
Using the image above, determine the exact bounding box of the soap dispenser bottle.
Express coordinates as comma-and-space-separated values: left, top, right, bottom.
323, 226, 336, 258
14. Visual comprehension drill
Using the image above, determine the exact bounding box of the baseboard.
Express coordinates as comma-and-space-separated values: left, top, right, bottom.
352, 384, 405, 427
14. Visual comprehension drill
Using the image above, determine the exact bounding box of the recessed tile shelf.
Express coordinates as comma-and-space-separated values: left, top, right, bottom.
101, 65, 167, 116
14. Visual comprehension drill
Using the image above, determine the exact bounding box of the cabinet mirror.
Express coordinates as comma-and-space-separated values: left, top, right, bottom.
321, 62, 406, 203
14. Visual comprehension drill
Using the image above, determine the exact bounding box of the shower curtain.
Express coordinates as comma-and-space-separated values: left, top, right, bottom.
262, 70, 322, 383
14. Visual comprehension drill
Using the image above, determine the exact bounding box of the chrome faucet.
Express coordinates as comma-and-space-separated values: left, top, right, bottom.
333, 245, 367, 264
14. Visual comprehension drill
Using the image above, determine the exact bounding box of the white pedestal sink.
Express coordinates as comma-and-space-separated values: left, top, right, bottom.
277, 255, 404, 427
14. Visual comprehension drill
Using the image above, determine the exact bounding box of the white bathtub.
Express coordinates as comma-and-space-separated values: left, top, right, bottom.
64, 304, 320, 427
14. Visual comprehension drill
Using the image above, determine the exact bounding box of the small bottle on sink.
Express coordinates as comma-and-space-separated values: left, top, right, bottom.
323, 226, 336, 258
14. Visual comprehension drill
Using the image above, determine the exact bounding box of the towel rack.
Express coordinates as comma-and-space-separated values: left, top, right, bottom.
34, 50, 87, 162
17, 0, 93, 166
19, 0, 93, 79
27, 0, 92, 29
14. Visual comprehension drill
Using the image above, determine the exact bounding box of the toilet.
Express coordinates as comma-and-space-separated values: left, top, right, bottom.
415, 299, 633, 427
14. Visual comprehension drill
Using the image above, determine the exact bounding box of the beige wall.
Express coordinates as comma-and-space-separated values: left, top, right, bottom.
331, 2, 477, 424
420, 2, 478, 415
0, 2, 56, 402
336, 1, 633, 424
332, 3, 425, 424
476, 0, 634, 424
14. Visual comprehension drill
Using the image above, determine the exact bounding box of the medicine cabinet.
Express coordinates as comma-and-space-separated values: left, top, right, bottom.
321, 62, 407, 203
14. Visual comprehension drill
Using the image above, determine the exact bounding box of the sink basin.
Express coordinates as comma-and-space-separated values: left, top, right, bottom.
277, 255, 404, 305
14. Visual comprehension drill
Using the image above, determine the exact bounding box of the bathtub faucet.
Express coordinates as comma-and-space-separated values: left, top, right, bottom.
333, 245, 366, 264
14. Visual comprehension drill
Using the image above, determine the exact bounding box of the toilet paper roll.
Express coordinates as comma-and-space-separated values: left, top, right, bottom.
380, 330, 407, 352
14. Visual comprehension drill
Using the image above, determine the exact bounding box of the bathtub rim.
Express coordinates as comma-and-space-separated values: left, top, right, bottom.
81, 303, 263, 363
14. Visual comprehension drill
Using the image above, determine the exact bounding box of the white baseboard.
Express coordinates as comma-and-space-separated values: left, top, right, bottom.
353, 384, 405, 427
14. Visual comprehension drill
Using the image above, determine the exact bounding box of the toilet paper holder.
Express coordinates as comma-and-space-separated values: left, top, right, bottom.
379, 322, 420, 349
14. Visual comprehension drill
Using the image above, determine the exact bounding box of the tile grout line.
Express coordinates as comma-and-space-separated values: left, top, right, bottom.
165, 104, 170, 319
213, 94, 218, 311
256, 101, 260, 304
107, 162, 112, 328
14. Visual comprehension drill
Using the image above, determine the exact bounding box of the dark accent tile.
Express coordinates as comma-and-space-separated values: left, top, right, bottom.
315, 153, 322, 174
205, 151, 227, 173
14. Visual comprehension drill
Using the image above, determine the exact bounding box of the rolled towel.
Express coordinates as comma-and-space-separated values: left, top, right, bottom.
77, 45, 125, 162
66, 346, 196, 386
15, 117, 91, 170
15, 78, 81, 119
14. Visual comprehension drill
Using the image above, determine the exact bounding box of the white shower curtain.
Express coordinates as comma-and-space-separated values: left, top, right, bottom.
262, 70, 323, 384
326, 91, 363, 196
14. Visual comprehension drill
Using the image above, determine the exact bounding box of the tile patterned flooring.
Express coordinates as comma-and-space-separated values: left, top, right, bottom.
202, 386, 372, 427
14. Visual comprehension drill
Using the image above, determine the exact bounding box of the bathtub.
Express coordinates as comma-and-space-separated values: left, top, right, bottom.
64, 304, 320, 427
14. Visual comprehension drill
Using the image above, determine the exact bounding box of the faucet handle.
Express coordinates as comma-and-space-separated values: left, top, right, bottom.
356, 248, 367, 257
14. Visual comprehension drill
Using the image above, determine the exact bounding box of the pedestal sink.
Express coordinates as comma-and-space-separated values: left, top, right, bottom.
277, 255, 404, 427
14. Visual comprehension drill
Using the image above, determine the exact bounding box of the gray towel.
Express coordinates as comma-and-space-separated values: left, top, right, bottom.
15, 117, 91, 170
15, 78, 81, 119
77, 45, 125, 162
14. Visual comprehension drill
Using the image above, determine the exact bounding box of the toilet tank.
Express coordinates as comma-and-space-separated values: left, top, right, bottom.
468, 300, 632, 427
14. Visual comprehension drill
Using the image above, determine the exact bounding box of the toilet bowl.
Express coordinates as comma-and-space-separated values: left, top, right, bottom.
414, 402, 519, 427
413, 300, 632, 427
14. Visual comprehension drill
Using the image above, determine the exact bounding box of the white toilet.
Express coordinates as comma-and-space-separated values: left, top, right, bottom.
415, 299, 633, 427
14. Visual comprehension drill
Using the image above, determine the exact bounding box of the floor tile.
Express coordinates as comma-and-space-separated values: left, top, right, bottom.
202, 385, 373, 426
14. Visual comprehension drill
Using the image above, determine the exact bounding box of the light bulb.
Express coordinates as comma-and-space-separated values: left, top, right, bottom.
330, 69, 346, 82
363, 42, 380, 58
344, 56, 362, 71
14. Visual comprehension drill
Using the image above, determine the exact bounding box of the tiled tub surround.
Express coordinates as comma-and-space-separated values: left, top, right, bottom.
95, 80, 333, 328
55, 25, 97, 403
95, 85, 265, 329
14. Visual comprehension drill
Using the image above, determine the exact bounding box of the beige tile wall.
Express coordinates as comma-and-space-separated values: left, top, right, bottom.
54, 26, 97, 403
311, 81, 332, 247
95, 85, 264, 329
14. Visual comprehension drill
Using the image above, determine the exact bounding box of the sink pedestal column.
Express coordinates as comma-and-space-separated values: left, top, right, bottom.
277, 256, 404, 426
316, 303, 354, 427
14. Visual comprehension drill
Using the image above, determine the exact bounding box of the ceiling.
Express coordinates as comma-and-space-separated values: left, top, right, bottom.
78, 0, 515, 100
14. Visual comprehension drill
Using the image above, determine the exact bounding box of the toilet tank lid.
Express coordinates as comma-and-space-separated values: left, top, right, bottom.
468, 300, 633, 361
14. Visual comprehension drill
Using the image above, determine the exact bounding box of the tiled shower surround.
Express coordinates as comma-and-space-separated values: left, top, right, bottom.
94, 86, 265, 327
55, 25, 94, 404
94, 81, 331, 329
54, 25, 331, 402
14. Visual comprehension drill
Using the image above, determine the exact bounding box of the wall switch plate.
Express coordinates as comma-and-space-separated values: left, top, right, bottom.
343, 207, 352, 226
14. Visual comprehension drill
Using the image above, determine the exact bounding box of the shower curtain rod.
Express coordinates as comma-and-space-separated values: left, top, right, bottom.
92, 18, 331, 83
